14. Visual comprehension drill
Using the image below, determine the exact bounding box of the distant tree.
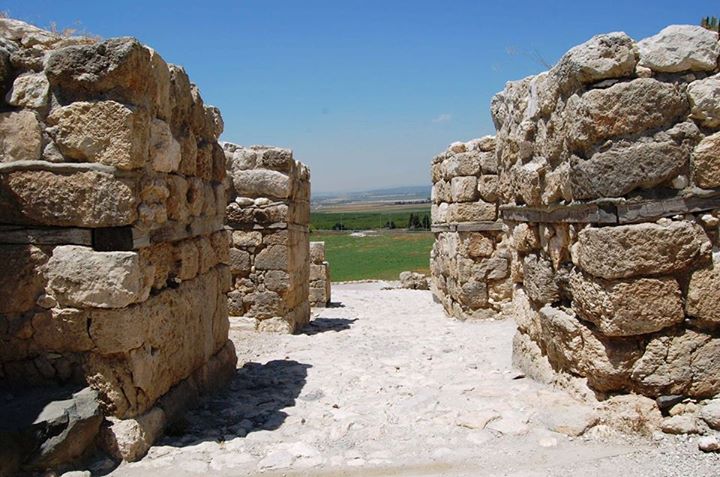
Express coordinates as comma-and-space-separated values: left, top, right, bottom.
701, 16, 720, 32
383, 220, 397, 229
422, 214, 431, 230
332, 222, 346, 231
389, 220, 396, 229
407, 213, 415, 230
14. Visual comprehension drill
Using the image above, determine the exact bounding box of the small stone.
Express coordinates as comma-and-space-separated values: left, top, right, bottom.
698, 435, 720, 452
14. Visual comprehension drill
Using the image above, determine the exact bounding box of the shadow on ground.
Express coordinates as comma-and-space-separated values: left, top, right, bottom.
160, 360, 311, 446
300, 317, 358, 335
327, 302, 345, 308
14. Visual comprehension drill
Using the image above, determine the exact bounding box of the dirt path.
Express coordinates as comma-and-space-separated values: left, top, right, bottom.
110, 283, 720, 476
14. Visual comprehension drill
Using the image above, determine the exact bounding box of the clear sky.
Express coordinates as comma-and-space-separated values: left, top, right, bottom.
2, 1, 716, 193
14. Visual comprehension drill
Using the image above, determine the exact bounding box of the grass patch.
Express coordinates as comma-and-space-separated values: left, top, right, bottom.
311, 206, 431, 231
310, 230, 434, 281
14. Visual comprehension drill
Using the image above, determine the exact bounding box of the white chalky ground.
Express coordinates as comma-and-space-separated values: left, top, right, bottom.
110, 283, 720, 476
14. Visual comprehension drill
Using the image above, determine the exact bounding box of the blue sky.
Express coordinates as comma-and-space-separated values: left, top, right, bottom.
3, 1, 716, 193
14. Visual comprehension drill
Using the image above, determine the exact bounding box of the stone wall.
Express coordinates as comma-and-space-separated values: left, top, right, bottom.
489, 25, 720, 399
0, 16, 236, 456
309, 241, 331, 307
430, 138, 513, 320
224, 143, 311, 333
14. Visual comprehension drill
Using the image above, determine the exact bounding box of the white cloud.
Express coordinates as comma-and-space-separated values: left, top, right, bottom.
432, 113, 452, 123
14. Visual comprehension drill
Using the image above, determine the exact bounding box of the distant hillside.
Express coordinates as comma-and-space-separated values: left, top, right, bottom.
313, 185, 431, 207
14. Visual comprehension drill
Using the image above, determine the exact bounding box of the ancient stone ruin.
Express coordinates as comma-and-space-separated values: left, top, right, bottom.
224, 143, 311, 332
309, 241, 331, 307
430, 137, 513, 319
0, 19, 235, 470
433, 25, 720, 402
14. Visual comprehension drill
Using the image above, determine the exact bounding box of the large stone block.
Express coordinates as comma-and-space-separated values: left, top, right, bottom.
450, 176, 478, 202
0, 169, 138, 227
567, 78, 687, 153
638, 25, 720, 73
230, 169, 291, 200
446, 201, 497, 223
692, 131, 720, 188
570, 141, 688, 199
47, 246, 153, 309
569, 270, 684, 336
6, 72, 50, 110
553, 31, 637, 85
0, 110, 43, 163
522, 254, 559, 305
539, 306, 643, 393
47, 100, 150, 170
0, 244, 49, 314
688, 74, 720, 128
686, 260, 720, 324
631, 329, 720, 398
572, 222, 711, 279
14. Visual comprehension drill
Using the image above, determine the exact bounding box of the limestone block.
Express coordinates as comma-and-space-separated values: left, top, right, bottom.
0, 244, 49, 314
232, 230, 262, 248
539, 306, 642, 393
688, 74, 720, 128
450, 176, 478, 202
230, 169, 291, 200
431, 202, 449, 224
465, 233, 494, 258
255, 245, 289, 271
47, 246, 153, 309
692, 131, 720, 188
443, 152, 480, 178
553, 32, 637, 84
573, 221, 711, 279
165, 175, 189, 222
310, 241, 325, 262
631, 329, 720, 398
100, 407, 166, 462
149, 118, 181, 173
257, 147, 294, 172
638, 25, 720, 73
447, 201, 496, 223
31, 308, 94, 353
522, 254, 559, 305
45, 37, 164, 113
511, 223, 540, 253
569, 270, 684, 336
264, 270, 290, 294
686, 261, 720, 324
595, 394, 663, 436
399, 271, 429, 290
459, 279, 488, 309
0, 110, 43, 163
6, 72, 49, 109
477, 175, 498, 202
567, 78, 687, 153
173, 240, 199, 280
0, 169, 137, 229
47, 100, 150, 170
570, 141, 688, 200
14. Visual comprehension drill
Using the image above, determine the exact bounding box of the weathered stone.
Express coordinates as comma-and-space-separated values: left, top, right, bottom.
638, 25, 720, 73
0, 110, 43, 163
570, 141, 688, 200
47, 246, 152, 309
0, 244, 49, 314
446, 201, 497, 223
699, 436, 720, 453
700, 400, 720, 430
661, 415, 705, 434
399, 271, 429, 290
477, 175, 498, 202
595, 394, 662, 436
230, 169, 291, 200
686, 259, 720, 324
6, 72, 50, 109
309, 241, 325, 262
572, 222, 711, 279
522, 254, 558, 304
47, 100, 150, 170
443, 152, 480, 178
539, 306, 642, 393
450, 175, 478, 202
631, 329, 720, 398
569, 270, 684, 336
255, 245, 288, 271
100, 407, 166, 462
567, 78, 687, 153
149, 118, 181, 173
554, 32, 637, 84
0, 169, 138, 227
692, 132, 720, 188
688, 74, 720, 128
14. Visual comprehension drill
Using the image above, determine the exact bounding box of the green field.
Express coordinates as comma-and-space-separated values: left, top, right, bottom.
311, 206, 431, 231
310, 230, 434, 281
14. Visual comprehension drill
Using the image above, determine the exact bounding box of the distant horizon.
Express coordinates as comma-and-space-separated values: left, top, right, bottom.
4, 1, 715, 191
